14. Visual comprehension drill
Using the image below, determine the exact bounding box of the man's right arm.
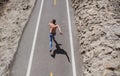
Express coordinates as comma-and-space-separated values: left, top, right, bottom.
57, 25, 62, 35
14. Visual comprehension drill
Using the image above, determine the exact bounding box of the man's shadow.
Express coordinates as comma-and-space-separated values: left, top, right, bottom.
51, 37, 70, 63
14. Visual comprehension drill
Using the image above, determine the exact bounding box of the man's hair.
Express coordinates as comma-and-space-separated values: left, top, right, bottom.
52, 19, 56, 25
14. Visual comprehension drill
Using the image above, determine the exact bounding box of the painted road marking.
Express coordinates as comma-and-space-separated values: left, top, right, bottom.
26, 0, 44, 76
66, 0, 77, 76
54, 0, 56, 5
50, 72, 53, 76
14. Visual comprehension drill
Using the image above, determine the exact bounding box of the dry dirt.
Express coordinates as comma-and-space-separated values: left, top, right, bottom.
0, 0, 36, 76
72, 0, 120, 76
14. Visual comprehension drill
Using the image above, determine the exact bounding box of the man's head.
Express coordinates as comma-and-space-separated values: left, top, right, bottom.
52, 19, 56, 25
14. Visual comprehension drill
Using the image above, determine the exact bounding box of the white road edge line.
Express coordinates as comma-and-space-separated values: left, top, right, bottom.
66, 0, 77, 76
26, 0, 44, 76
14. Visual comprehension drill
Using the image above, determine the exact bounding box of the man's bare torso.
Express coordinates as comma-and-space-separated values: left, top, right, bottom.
49, 23, 58, 33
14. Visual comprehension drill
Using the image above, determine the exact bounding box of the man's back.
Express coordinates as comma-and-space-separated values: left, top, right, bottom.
49, 23, 58, 33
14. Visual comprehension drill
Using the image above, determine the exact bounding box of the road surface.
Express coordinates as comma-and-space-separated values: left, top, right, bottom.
11, 0, 83, 76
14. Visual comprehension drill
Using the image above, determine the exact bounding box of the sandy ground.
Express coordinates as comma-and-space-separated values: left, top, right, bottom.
0, 0, 36, 76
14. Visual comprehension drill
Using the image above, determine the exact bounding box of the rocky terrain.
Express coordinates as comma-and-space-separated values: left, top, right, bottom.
72, 0, 120, 76
0, 0, 36, 76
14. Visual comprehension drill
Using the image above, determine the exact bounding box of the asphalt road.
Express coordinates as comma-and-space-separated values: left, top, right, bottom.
11, 0, 83, 76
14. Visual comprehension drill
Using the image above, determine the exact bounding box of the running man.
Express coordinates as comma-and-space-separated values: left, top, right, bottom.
48, 19, 62, 52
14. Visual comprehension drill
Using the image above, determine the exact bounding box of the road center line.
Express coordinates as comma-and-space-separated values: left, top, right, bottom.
66, 0, 77, 76
26, 0, 44, 76
54, 0, 56, 5
50, 72, 53, 76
